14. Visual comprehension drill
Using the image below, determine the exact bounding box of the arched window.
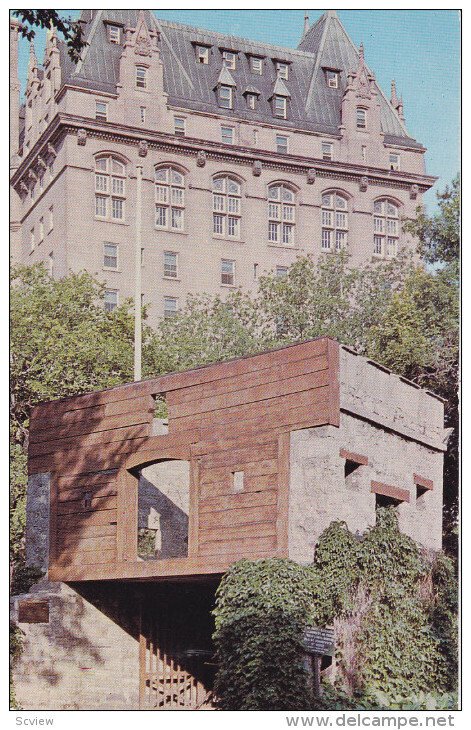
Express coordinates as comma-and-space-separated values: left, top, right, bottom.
155, 166, 185, 231
321, 192, 348, 251
373, 199, 399, 257
212, 176, 241, 238
94, 155, 126, 221
268, 183, 295, 246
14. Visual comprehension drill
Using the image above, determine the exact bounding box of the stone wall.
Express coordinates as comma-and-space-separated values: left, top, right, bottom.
25, 472, 50, 571
11, 580, 141, 711
288, 348, 445, 562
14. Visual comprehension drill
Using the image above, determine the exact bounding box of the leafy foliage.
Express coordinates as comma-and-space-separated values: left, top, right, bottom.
405, 175, 460, 267
13, 10, 87, 62
213, 511, 458, 710
9, 264, 159, 579
213, 559, 316, 710
10, 623, 24, 709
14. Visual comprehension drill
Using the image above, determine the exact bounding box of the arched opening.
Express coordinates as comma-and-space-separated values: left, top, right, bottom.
137, 459, 190, 560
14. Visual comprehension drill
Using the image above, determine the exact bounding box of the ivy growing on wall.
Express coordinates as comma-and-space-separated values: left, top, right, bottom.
212, 509, 458, 710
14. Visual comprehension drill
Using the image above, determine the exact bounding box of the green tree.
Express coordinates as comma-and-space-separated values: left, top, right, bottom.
406, 175, 460, 268
13, 10, 87, 62
10, 264, 158, 576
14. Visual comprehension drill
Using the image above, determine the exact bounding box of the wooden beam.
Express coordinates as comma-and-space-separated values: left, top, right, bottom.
371, 481, 410, 503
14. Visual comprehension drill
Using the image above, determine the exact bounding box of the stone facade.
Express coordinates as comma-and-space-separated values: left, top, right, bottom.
10, 10, 436, 328
11, 580, 141, 710
288, 346, 446, 561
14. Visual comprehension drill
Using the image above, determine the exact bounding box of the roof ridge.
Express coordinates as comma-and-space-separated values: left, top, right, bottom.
156, 16, 318, 59
304, 12, 331, 111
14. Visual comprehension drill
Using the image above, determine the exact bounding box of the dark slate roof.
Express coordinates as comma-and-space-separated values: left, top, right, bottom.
60, 9, 422, 148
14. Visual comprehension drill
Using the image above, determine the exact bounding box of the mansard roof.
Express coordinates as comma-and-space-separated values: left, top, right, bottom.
58, 9, 423, 149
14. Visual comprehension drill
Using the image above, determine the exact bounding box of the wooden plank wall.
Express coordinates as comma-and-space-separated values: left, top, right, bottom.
28, 337, 339, 581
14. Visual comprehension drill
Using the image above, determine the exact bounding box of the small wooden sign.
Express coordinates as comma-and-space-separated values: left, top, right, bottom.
18, 599, 50, 624
302, 626, 334, 656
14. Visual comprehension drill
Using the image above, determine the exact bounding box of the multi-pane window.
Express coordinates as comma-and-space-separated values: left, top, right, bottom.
223, 51, 236, 70
103, 242, 118, 268
163, 251, 178, 278
321, 142, 333, 160
321, 193, 348, 251
276, 62, 289, 80
251, 57, 263, 74
268, 184, 295, 246
221, 126, 234, 144
213, 176, 241, 239
389, 153, 400, 171
276, 266, 288, 277
273, 95, 287, 118
30, 228, 35, 252
218, 85, 233, 109
39, 217, 44, 243
104, 290, 118, 312
246, 93, 257, 110
326, 70, 339, 88
95, 101, 108, 121
95, 155, 126, 221
373, 199, 399, 257
140, 106, 146, 123
48, 251, 54, 277
135, 66, 147, 89
196, 45, 209, 64
155, 167, 185, 231
356, 108, 367, 129
174, 117, 186, 136
276, 135, 288, 154
221, 259, 235, 286
108, 25, 121, 44
164, 296, 178, 318
48, 206, 54, 232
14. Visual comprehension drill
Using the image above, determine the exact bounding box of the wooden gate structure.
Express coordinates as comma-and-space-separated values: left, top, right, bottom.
138, 583, 217, 710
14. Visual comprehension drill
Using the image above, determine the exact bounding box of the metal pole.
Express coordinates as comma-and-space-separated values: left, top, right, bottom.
134, 164, 143, 381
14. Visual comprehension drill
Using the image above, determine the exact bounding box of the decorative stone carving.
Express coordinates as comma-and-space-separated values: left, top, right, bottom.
135, 34, 152, 57
252, 160, 262, 177
37, 155, 47, 170
359, 176, 368, 192
410, 184, 419, 200
47, 142, 57, 158
77, 129, 87, 146
138, 140, 148, 157
307, 168, 316, 184
19, 180, 29, 194
28, 169, 38, 182
196, 151, 206, 168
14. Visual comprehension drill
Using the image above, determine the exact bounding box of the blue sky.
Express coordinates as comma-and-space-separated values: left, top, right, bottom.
17, 9, 460, 209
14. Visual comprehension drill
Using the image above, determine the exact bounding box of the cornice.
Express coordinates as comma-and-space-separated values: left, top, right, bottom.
11, 113, 438, 194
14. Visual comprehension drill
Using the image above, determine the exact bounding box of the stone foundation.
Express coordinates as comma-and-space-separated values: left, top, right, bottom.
11, 580, 141, 710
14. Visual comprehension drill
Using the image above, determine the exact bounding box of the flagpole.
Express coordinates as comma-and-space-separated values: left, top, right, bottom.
134, 164, 143, 381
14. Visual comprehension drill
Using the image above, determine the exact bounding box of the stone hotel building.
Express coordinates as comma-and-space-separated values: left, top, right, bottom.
10, 9, 436, 326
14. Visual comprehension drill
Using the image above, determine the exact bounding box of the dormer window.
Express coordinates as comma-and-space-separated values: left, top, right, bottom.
108, 25, 121, 44
326, 70, 339, 88
273, 95, 287, 119
219, 85, 233, 109
356, 108, 367, 130
251, 57, 263, 75
389, 153, 400, 171
276, 62, 289, 80
246, 93, 257, 110
223, 51, 236, 70
196, 45, 209, 64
